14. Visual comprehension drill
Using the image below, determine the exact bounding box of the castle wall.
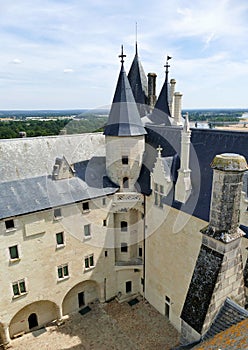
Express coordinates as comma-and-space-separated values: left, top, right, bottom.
144, 200, 206, 331
0, 196, 118, 336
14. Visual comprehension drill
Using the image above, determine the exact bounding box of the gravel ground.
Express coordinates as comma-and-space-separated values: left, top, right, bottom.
9, 298, 180, 350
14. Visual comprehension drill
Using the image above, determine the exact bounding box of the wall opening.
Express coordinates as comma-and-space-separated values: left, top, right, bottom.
78, 292, 85, 308
28, 313, 38, 330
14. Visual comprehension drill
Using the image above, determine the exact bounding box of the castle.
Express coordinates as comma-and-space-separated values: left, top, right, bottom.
0, 43, 248, 348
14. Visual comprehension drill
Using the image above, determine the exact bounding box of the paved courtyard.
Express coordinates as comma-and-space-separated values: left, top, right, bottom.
9, 298, 180, 350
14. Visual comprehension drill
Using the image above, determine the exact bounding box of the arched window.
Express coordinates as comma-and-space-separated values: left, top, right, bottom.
121, 221, 128, 232
123, 177, 129, 189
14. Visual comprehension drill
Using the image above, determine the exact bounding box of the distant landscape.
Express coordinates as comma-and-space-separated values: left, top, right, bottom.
0, 108, 247, 139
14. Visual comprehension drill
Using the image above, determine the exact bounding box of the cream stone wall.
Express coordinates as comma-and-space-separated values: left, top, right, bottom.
0, 195, 119, 337
144, 198, 205, 331
105, 136, 145, 191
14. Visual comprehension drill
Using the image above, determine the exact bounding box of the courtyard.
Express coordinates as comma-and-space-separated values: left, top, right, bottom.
9, 298, 180, 350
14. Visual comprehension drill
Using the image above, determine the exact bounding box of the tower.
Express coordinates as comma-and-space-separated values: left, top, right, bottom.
181, 153, 247, 344
104, 46, 147, 192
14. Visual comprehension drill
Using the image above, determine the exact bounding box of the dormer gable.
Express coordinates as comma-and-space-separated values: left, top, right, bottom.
151, 146, 173, 196
52, 156, 75, 180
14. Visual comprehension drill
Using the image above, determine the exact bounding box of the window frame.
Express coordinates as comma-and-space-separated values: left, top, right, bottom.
12, 279, 27, 298
121, 221, 128, 232
56, 232, 65, 247
122, 155, 129, 165
5, 219, 15, 231
54, 208, 62, 220
57, 264, 69, 280
84, 254, 94, 270
121, 242, 128, 253
154, 182, 164, 208
84, 224, 91, 239
9, 245, 19, 261
82, 201, 90, 212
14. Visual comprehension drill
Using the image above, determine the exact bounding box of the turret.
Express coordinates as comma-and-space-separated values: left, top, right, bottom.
104, 46, 147, 192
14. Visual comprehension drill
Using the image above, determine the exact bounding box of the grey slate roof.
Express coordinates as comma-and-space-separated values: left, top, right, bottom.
0, 133, 105, 182
202, 297, 248, 340
0, 157, 118, 220
128, 44, 149, 117
104, 63, 147, 137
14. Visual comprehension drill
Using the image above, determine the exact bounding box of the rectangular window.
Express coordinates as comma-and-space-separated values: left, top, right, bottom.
103, 219, 107, 227
121, 242, 128, 252
56, 232, 64, 246
9, 245, 19, 260
84, 224, 91, 237
102, 198, 106, 206
82, 201, 89, 212
105, 250, 108, 257
126, 281, 132, 293
122, 156, 129, 165
139, 247, 142, 257
84, 254, 94, 270
154, 182, 164, 208
12, 279, 26, 297
54, 208, 62, 218
5, 219, 15, 230
121, 221, 128, 232
57, 264, 69, 279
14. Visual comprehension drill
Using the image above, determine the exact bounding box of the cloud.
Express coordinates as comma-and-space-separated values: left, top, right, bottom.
63, 68, 74, 73
11, 58, 22, 64
1, 0, 248, 109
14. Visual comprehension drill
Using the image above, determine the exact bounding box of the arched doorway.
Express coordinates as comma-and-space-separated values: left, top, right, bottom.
62, 280, 100, 316
9, 300, 58, 338
28, 313, 38, 329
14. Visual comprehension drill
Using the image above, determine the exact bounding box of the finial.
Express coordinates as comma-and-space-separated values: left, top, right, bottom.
135, 22, 138, 55
157, 145, 163, 158
119, 45, 126, 65
184, 112, 190, 132
164, 55, 172, 82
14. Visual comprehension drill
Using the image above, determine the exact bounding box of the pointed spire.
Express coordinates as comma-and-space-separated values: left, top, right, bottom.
151, 56, 172, 124
104, 46, 147, 137
135, 22, 138, 55
128, 31, 149, 117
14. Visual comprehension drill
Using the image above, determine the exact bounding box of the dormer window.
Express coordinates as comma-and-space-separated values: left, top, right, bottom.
5, 219, 15, 230
82, 201, 90, 212
122, 156, 129, 165
54, 208, 62, 219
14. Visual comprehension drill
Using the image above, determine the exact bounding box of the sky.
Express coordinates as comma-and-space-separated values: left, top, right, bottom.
1, 0, 248, 110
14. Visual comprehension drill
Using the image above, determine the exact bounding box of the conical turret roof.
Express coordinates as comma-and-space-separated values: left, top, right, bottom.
128, 43, 148, 116
149, 58, 172, 126
104, 47, 147, 137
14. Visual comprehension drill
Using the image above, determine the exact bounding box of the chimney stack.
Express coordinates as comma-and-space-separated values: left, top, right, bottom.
147, 73, 157, 110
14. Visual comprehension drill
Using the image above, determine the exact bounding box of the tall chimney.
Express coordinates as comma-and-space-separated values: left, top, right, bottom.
209, 153, 247, 239
173, 92, 183, 125
180, 153, 248, 344
147, 73, 157, 111
169, 78, 176, 116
